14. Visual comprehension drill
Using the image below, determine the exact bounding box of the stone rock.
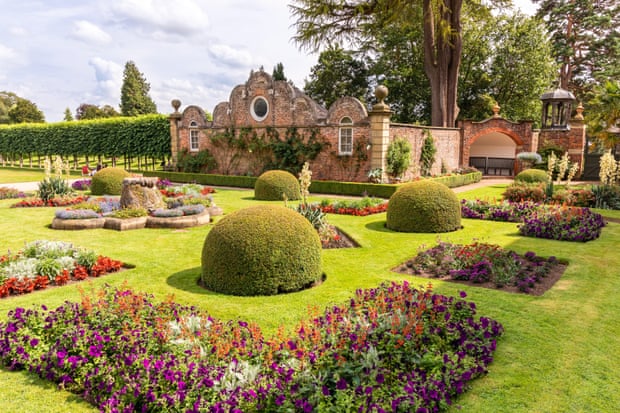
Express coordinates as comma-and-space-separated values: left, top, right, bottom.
120, 177, 165, 211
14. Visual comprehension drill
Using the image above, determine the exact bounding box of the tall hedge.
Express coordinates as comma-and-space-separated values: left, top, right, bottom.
0, 115, 170, 158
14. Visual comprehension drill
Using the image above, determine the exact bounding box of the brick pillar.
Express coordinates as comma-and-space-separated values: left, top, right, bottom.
169, 99, 182, 166
369, 86, 392, 182
568, 103, 586, 173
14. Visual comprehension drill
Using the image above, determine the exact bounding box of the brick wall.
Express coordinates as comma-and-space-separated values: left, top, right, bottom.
170, 69, 568, 182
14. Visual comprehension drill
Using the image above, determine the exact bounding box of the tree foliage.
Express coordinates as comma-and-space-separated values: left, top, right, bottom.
120, 61, 157, 116
0, 92, 20, 124
0, 115, 169, 158
386, 137, 412, 178
585, 81, 620, 149
76, 103, 120, 120
420, 129, 437, 176
459, 11, 556, 123
272, 62, 287, 81
371, 20, 430, 123
7, 97, 45, 123
304, 45, 371, 108
63, 108, 74, 122
533, 0, 620, 100
289, 0, 466, 127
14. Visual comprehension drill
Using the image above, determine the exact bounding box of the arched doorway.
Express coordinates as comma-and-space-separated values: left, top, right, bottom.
469, 132, 517, 176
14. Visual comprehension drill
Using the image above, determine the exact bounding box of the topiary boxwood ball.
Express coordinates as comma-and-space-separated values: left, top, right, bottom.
386, 180, 461, 233
201, 205, 322, 296
90, 167, 131, 195
254, 170, 301, 200
515, 168, 549, 183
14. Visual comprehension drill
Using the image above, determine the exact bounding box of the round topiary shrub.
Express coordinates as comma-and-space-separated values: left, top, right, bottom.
515, 168, 549, 183
386, 180, 461, 233
201, 205, 322, 296
90, 167, 131, 195
254, 170, 301, 201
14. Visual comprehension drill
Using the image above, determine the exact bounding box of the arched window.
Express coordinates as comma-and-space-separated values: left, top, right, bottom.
339, 117, 353, 155
189, 121, 199, 152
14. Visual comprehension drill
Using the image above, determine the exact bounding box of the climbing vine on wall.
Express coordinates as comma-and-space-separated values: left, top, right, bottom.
267, 127, 327, 174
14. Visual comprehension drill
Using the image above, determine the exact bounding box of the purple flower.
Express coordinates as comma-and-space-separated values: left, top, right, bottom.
336, 378, 348, 390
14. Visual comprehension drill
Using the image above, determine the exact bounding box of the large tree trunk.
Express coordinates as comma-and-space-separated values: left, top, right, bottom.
423, 0, 462, 127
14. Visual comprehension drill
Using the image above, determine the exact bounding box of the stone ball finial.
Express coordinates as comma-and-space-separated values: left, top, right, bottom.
492, 103, 501, 118
171, 99, 181, 113
375, 85, 389, 104
574, 102, 584, 120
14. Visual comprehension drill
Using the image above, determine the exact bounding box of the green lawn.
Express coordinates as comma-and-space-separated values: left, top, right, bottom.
0, 180, 618, 412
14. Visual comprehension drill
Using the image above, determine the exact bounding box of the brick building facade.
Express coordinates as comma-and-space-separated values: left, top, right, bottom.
169, 70, 585, 181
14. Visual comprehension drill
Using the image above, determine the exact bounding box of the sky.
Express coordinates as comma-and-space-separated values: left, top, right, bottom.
0, 0, 537, 122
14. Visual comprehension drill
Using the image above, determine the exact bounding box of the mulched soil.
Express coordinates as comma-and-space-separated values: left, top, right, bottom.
322, 226, 360, 249
392, 260, 568, 296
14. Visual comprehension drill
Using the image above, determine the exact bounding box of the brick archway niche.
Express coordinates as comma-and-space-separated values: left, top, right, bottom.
458, 117, 535, 176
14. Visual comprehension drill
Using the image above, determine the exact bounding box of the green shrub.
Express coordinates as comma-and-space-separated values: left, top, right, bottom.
90, 167, 131, 195
254, 170, 301, 201
502, 182, 546, 203
201, 205, 322, 296
515, 168, 549, 183
386, 180, 461, 233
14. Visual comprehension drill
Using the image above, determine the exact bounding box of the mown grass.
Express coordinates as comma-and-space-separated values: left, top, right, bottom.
0, 177, 618, 412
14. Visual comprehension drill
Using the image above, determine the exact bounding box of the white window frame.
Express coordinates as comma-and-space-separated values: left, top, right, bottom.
338, 117, 353, 155
189, 121, 199, 152
250, 96, 269, 122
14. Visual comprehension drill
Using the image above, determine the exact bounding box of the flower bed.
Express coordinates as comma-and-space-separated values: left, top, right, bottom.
0, 282, 502, 412
160, 182, 215, 198
395, 242, 565, 294
71, 179, 92, 191
518, 206, 606, 242
461, 200, 606, 242
11, 196, 87, 208
0, 240, 123, 298
461, 199, 541, 222
318, 197, 388, 216
0, 187, 28, 200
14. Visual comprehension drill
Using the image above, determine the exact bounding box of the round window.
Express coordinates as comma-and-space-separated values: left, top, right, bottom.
251, 96, 269, 121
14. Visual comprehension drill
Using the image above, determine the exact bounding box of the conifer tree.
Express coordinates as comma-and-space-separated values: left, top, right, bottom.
120, 61, 157, 116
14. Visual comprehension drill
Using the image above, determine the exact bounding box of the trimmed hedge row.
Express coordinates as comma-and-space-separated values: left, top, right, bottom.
139, 171, 258, 188
144, 171, 482, 198
0, 115, 170, 158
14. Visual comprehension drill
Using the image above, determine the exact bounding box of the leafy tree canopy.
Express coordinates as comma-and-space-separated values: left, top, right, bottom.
533, 0, 620, 100
585, 81, 620, 149
7, 97, 45, 123
1, 92, 45, 124
304, 45, 371, 108
76, 103, 120, 120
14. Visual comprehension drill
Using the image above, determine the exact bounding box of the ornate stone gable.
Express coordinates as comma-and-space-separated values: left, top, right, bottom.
211, 69, 328, 128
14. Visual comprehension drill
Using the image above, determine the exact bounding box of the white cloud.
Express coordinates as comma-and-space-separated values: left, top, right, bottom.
108, 0, 209, 38
71, 20, 112, 45
207, 44, 253, 68
9, 26, 27, 36
0, 43, 17, 61
155, 77, 229, 112
88, 57, 123, 103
